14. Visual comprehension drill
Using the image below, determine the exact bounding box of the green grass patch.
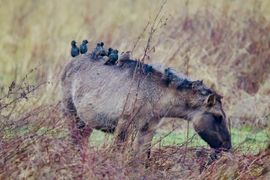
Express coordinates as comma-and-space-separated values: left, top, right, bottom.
90, 130, 113, 147
4, 126, 268, 153
3, 126, 68, 139
89, 127, 269, 153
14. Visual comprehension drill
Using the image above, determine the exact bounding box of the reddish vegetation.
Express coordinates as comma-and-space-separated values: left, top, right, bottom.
0, 90, 269, 179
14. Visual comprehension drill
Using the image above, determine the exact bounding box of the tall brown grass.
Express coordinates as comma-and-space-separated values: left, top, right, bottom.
1, 0, 269, 126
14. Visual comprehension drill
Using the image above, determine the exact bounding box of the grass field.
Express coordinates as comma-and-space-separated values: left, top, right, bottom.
3, 123, 269, 153
1, 0, 270, 179
90, 127, 269, 153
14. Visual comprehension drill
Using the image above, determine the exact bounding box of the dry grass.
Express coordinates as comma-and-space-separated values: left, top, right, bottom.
1, 105, 269, 179
1, 0, 270, 179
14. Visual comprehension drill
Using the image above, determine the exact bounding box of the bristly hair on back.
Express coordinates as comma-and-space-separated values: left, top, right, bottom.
113, 58, 221, 99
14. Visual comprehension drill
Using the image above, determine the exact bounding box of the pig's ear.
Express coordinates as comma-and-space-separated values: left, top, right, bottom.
205, 94, 216, 107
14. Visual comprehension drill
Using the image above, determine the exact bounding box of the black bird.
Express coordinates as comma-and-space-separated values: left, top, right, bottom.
164, 68, 174, 80
104, 49, 118, 65
177, 79, 192, 90
143, 64, 154, 74
91, 43, 100, 59
92, 42, 106, 59
163, 68, 174, 85
71, 40, 79, 57
80, 40, 88, 54
107, 48, 113, 56
96, 42, 103, 52
98, 42, 106, 56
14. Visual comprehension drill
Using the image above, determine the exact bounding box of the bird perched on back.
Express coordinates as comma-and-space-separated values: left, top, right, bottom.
177, 79, 192, 90
71, 40, 80, 57
104, 49, 119, 65
163, 68, 174, 85
102, 47, 112, 63
92, 42, 106, 59
107, 48, 113, 56
143, 64, 154, 74
98, 42, 106, 56
116, 51, 131, 66
79, 40, 88, 54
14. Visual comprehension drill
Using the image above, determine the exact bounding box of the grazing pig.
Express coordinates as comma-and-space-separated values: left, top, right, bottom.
60, 54, 231, 157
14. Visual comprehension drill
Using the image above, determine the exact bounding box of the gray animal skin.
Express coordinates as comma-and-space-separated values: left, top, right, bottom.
60, 54, 231, 157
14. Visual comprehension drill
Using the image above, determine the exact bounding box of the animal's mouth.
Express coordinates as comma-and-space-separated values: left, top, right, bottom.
221, 141, 232, 151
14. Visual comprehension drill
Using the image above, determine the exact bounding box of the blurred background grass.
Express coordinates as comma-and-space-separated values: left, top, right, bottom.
1, 0, 269, 127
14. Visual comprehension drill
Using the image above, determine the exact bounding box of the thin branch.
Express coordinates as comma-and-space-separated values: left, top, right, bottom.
131, 21, 150, 53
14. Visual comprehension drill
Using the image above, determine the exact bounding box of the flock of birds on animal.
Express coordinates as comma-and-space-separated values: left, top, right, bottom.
70, 39, 214, 97
69, 39, 217, 130
70, 40, 128, 66
70, 39, 159, 78
70, 39, 139, 129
